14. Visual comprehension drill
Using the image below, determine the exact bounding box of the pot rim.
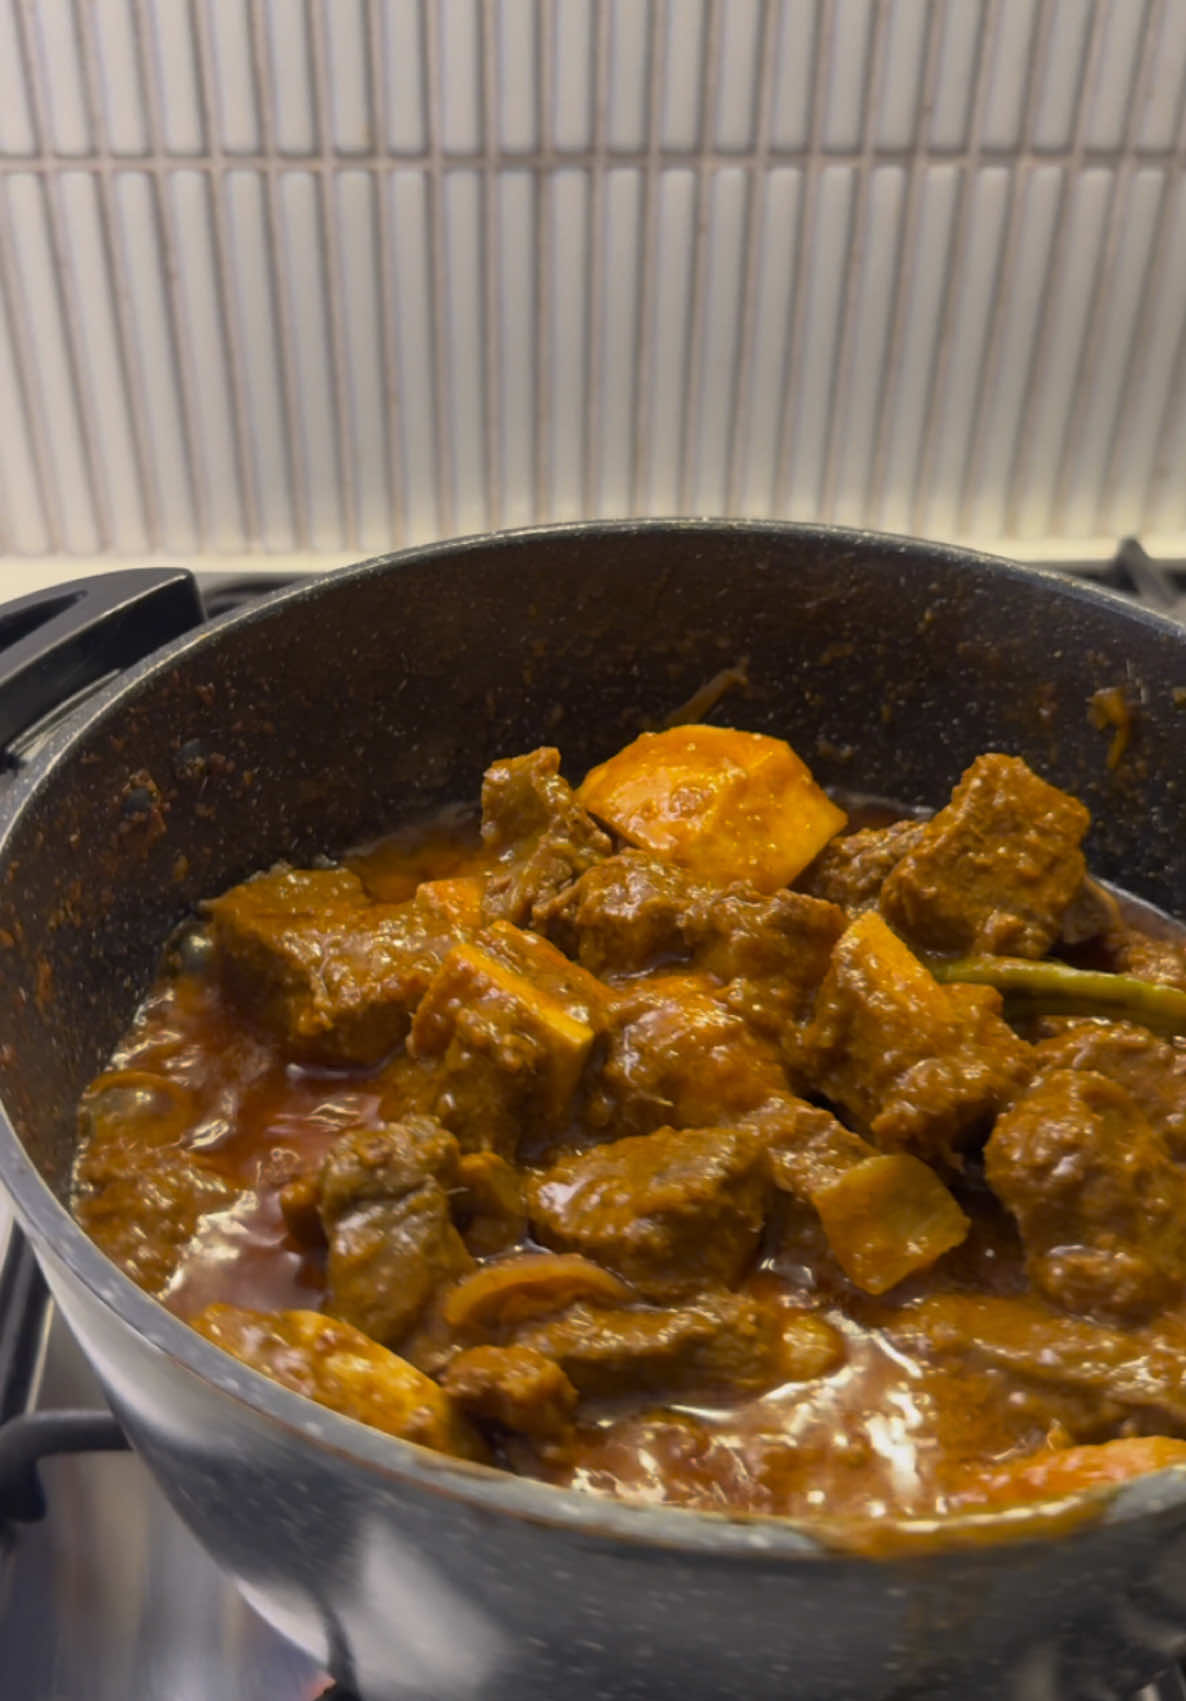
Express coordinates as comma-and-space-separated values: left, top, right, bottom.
4, 516, 1186, 1563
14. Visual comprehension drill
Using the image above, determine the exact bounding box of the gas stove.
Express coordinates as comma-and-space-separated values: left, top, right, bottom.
0, 546, 1184, 1701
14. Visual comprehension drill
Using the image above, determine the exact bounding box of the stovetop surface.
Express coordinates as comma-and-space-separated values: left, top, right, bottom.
1, 552, 1185, 1700
0, 1304, 327, 1699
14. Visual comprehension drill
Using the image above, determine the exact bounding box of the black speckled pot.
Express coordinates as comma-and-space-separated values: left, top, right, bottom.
3, 522, 1186, 1701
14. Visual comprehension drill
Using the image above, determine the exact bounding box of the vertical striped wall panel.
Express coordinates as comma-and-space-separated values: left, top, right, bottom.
1, 0, 1185, 566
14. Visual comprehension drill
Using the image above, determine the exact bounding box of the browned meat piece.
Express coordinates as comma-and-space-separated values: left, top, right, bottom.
798, 818, 927, 912
1032, 1019, 1186, 1160
541, 851, 844, 1034
515, 1292, 781, 1398
695, 887, 845, 1009
74, 1144, 237, 1297
589, 972, 789, 1137
801, 912, 1031, 1164
696, 887, 846, 1064
317, 1118, 473, 1346
193, 1304, 486, 1458
480, 747, 612, 927
320, 1113, 459, 1205
756, 1099, 874, 1197
441, 1344, 578, 1439
985, 1068, 1186, 1323
528, 1124, 768, 1300
1105, 925, 1186, 992
409, 928, 601, 1157
880, 755, 1090, 958
895, 1292, 1186, 1437
539, 850, 694, 974
453, 1150, 528, 1255
206, 866, 470, 1066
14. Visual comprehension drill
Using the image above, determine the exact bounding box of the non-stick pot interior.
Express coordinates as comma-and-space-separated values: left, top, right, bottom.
1, 522, 1184, 1205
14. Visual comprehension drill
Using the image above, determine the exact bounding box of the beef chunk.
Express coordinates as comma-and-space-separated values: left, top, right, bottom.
539, 850, 694, 975
528, 1124, 768, 1300
453, 1151, 528, 1255
194, 1304, 485, 1458
896, 1293, 1186, 1437
207, 867, 469, 1066
541, 851, 844, 1030
1032, 1020, 1186, 1160
880, 754, 1090, 958
798, 818, 927, 913
409, 927, 601, 1157
985, 1068, 1186, 1323
757, 1099, 874, 1197
480, 747, 611, 927
320, 1113, 458, 1205
1106, 926, 1186, 992
441, 1344, 578, 1440
590, 973, 789, 1137
515, 1292, 780, 1398
695, 887, 845, 1021
75, 1144, 237, 1297
317, 1118, 473, 1345
701, 888, 845, 1068
802, 912, 1031, 1164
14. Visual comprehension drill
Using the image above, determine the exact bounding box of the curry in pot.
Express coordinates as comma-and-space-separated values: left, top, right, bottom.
71, 727, 1186, 1543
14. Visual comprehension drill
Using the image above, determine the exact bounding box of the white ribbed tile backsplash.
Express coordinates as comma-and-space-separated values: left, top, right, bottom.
1, 0, 1185, 568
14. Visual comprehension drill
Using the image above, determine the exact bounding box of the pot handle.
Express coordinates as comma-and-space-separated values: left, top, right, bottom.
0, 1409, 129, 1522
0, 1231, 129, 1522
0, 568, 204, 755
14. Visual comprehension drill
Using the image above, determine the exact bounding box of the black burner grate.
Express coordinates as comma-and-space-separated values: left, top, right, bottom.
1052, 535, 1186, 619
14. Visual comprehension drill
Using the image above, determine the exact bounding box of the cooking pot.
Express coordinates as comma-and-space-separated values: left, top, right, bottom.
2, 521, 1186, 1701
